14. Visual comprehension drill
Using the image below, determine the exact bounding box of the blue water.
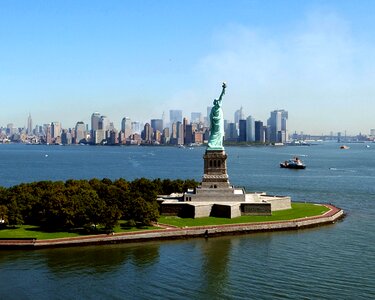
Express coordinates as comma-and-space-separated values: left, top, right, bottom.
0, 143, 374, 299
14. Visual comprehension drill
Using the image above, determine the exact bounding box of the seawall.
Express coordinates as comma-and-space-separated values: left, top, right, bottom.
0, 204, 344, 249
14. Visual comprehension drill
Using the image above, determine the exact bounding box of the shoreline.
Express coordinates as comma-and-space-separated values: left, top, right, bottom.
0, 204, 344, 250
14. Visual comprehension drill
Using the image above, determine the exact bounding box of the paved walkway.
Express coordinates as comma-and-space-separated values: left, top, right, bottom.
0, 204, 344, 249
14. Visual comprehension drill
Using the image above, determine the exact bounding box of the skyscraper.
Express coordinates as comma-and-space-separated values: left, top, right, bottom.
91, 112, 101, 144
142, 123, 152, 143
255, 121, 265, 142
268, 109, 288, 143
151, 119, 163, 133
27, 113, 33, 135
225, 123, 238, 142
51, 122, 61, 140
234, 107, 245, 125
246, 115, 255, 142
169, 110, 182, 124
75, 121, 86, 144
121, 117, 132, 139
191, 112, 202, 123
238, 119, 247, 142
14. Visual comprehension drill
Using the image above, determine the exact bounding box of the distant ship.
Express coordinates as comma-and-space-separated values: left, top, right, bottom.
280, 157, 306, 169
340, 145, 350, 149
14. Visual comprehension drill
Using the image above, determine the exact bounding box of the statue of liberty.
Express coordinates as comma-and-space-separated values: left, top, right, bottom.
207, 82, 226, 150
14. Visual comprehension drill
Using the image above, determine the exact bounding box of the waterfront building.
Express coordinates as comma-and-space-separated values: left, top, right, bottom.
142, 123, 153, 143
246, 116, 255, 142
27, 113, 33, 135
170, 122, 178, 145
225, 123, 238, 142
108, 129, 118, 145
154, 130, 162, 144
75, 121, 86, 144
184, 124, 193, 145
268, 109, 288, 143
162, 127, 170, 144
151, 119, 163, 134
51, 122, 61, 141
61, 129, 72, 145
238, 119, 247, 142
121, 117, 132, 140
94, 129, 106, 144
176, 121, 184, 145
193, 131, 203, 144
45, 124, 52, 144
255, 121, 265, 143
91, 112, 101, 144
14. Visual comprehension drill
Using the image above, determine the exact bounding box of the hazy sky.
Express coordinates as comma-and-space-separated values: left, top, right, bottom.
1, 0, 375, 135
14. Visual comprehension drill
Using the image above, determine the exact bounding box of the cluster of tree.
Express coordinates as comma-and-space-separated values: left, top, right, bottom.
0, 178, 198, 231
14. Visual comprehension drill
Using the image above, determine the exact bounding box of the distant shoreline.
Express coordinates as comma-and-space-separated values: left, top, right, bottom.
0, 204, 344, 250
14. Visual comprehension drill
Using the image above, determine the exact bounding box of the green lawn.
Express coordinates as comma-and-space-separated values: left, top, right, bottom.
158, 203, 330, 227
0, 203, 329, 239
0, 220, 157, 240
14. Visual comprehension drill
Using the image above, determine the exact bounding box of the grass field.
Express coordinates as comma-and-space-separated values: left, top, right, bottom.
158, 203, 330, 227
0, 203, 329, 239
0, 221, 156, 240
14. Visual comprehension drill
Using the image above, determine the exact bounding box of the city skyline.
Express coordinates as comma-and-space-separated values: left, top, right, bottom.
1, 1, 375, 135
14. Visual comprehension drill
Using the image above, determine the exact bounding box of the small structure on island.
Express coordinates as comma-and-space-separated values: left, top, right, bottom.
159, 83, 291, 218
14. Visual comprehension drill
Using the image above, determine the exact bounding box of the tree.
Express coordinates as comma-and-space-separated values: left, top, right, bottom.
123, 196, 159, 227
0, 205, 8, 227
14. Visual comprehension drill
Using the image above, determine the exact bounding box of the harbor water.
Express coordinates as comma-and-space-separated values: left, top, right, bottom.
0, 143, 374, 299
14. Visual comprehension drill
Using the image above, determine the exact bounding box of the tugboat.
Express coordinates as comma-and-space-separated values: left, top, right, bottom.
340, 145, 350, 149
280, 157, 306, 169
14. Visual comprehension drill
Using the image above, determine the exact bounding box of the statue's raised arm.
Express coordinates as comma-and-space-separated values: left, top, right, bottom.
217, 82, 226, 103
207, 82, 226, 151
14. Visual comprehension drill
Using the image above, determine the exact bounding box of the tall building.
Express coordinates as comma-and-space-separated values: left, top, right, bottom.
162, 127, 170, 144
151, 119, 163, 134
131, 121, 141, 135
100, 116, 111, 141
142, 123, 153, 143
51, 122, 61, 140
27, 113, 33, 135
238, 119, 247, 142
206, 106, 212, 126
255, 121, 265, 142
91, 112, 101, 131
75, 121, 86, 144
61, 129, 72, 145
268, 110, 288, 143
184, 124, 193, 145
121, 117, 132, 139
225, 123, 238, 142
91, 112, 101, 144
234, 107, 245, 125
169, 110, 182, 124
246, 116, 255, 142
100, 116, 110, 131
177, 121, 184, 145
191, 112, 202, 123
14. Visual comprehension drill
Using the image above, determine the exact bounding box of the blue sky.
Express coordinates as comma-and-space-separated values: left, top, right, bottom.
1, 0, 375, 135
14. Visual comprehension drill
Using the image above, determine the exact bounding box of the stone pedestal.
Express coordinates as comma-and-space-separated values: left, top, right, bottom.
201, 150, 230, 188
